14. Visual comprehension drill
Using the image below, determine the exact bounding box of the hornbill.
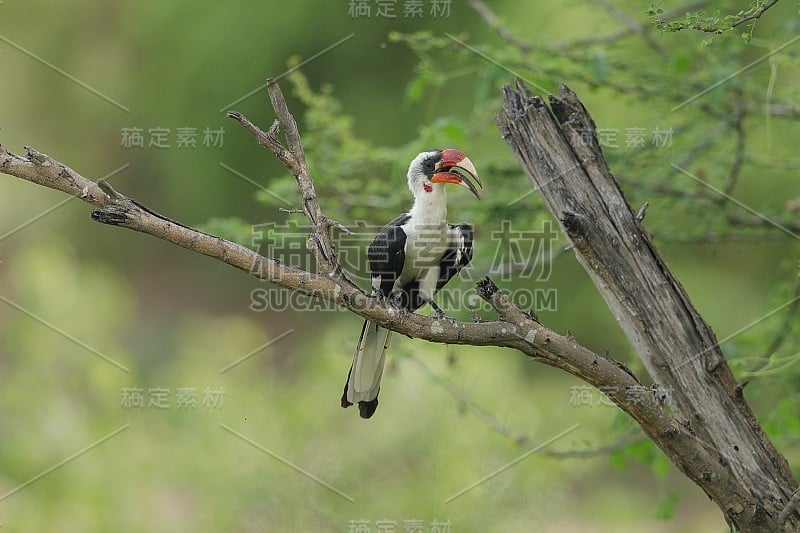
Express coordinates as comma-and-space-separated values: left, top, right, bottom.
341, 149, 481, 419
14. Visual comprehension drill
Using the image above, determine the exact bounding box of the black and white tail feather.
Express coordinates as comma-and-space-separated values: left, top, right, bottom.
340, 317, 393, 419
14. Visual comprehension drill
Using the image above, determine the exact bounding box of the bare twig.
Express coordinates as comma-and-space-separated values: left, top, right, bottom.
467, 0, 534, 52
651, 230, 786, 243
766, 102, 800, 119
543, 434, 644, 458
731, 0, 782, 30
226, 112, 296, 169
228, 80, 352, 284
656, 0, 782, 34
323, 216, 354, 235
722, 94, 747, 197
635, 202, 649, 222
727, 213, 800, 234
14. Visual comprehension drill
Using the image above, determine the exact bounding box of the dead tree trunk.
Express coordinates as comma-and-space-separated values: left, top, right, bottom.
497, 79, 799, 532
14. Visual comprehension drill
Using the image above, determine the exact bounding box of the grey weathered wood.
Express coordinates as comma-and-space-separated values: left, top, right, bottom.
497, 78, 798, 531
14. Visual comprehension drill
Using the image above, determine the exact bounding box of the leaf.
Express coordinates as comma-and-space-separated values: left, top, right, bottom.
655, 491, 681, 520
405, 74, 428, 104
645, 2, 664, 17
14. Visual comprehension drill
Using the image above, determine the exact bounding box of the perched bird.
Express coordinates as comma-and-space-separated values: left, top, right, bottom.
341, 149, 481, 418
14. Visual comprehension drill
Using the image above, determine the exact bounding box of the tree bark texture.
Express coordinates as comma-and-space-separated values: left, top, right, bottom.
497, 78, 798, 531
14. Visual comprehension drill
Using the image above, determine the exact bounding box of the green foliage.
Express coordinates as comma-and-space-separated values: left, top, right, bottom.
649, 0, 779, 42
654, 491, 682, 521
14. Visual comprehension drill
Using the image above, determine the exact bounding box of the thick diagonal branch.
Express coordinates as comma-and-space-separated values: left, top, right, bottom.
497, 78, 798, 531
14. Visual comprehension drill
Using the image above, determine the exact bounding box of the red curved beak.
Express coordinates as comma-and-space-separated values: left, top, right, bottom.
432, 148, 482, 199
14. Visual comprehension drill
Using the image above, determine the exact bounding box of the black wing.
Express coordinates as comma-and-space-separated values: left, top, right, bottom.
402, 222, 474, 312
436, 222, 474, 293
367, 214, 410, 297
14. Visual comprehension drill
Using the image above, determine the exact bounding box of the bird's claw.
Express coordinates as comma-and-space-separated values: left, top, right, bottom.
387, 293, 408, 315
441, 314, 458, 325
430, 303, 457, 323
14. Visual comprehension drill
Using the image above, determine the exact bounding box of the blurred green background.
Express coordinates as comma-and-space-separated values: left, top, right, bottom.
1, 1, 799, 531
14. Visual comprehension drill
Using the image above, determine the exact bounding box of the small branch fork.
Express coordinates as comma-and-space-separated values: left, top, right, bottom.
226, 79, 351, 285
1, 77, 795, 529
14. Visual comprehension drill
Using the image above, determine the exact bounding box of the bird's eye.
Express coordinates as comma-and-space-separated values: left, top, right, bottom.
423, 158, 435, 172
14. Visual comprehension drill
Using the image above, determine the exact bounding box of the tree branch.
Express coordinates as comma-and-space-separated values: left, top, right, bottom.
0, 105, 736, 497
227, 79, 348, 282
731, 0, 781, 30
654, 0, 782, 34
0, 137, 707, 470
468, 0, 708, 51
467, 0, 534, 52
584, 0, 668, 57
0, 108, 672, 425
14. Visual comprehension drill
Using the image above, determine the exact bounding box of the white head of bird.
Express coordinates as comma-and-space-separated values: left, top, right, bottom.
406, 148, 481, 199
406, 148, 482, 223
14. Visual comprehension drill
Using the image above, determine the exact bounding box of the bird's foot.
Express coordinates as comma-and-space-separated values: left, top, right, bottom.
434, 311, 458, 325
387, 293, 408, 316
430, 302, 457, 324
